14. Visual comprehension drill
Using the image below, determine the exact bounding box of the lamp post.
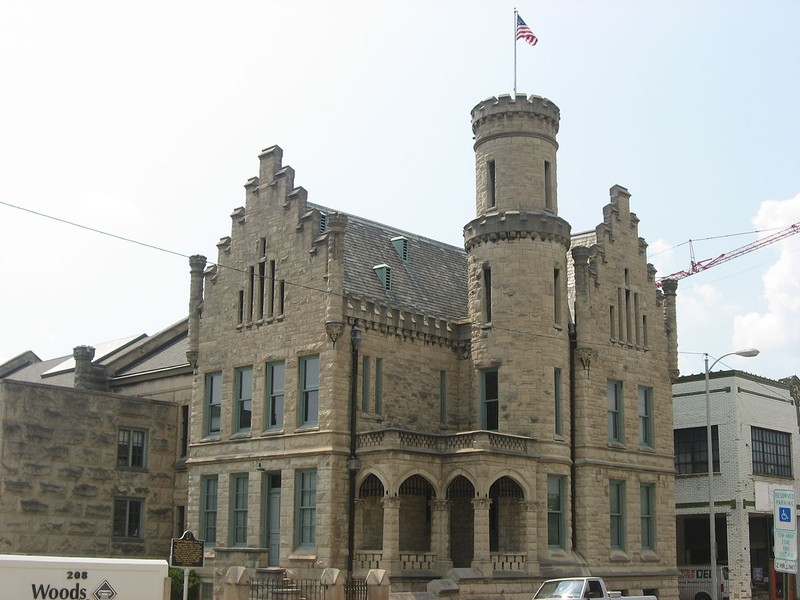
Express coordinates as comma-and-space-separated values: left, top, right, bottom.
705, 348, 759, 600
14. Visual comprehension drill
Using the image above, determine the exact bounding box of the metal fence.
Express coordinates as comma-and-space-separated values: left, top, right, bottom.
250, 577, 324, 600
344, 575, 367, 600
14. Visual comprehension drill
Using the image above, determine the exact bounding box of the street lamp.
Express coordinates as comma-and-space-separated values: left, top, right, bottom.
705, 348, 759, 600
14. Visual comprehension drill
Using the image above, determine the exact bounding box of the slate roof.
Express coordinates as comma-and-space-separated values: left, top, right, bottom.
314, 206, 469, 321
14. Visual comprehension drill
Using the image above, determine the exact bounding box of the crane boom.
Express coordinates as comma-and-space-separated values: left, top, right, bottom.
655, 222, 800, 287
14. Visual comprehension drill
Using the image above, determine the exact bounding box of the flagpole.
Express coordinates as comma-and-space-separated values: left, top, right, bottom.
513, 8, 518, 95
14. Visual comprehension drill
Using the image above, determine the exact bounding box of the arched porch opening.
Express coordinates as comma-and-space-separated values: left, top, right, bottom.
398, 474, 434, 552
489, 476, 525, 553
447, 475, 475, 568
358, 473, 384, 550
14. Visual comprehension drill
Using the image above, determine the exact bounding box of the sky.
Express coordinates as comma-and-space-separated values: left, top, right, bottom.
1, 1, 798, 381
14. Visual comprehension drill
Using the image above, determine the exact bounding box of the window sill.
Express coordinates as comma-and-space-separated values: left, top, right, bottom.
638, 444, 655, 453
200, 434, 221, 443
230, 431, 252, 440
295, 425, 320, 433
610, 550, 629, 562
116, 466, 148, 472
261, 428, 285, 437
640, 550, 660, 562
607, 441, 626, 449
553, 434, 566, 442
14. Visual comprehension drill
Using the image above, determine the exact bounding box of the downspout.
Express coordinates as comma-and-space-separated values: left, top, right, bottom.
347, 324, 362, 575
568, 322, 578, 553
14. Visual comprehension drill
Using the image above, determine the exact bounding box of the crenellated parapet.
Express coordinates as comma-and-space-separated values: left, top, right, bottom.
463, 210, 571, 250
471, 93, 560, 142
344, 294, 469, 353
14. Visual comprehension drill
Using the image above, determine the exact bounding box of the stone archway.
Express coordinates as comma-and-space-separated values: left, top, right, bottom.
358, 474, 385, 550
489, 476, 524, 554
447, 475, 475, 568
398, 474, 434, 552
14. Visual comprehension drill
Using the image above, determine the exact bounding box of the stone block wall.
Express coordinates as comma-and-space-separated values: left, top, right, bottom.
0, 378, 181, 557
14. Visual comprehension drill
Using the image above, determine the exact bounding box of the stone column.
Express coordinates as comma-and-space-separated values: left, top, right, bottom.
520, 500, 539, 574
471, 497, 492, 576
381, 496, 401, 575
430, 499, 452, 574
186, 254, 206, 369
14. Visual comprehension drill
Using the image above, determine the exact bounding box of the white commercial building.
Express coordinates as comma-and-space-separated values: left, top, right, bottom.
674, 370, 800, 600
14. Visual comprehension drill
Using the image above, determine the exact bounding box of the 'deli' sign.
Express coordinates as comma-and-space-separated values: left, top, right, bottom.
170, 531, 205, 569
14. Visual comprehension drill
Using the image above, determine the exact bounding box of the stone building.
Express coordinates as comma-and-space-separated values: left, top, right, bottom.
674, 371, 800, 600
0, 319, 192, 557
185, 92, 680, 596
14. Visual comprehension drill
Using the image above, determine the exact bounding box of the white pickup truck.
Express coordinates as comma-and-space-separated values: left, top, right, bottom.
533, 577, 658, 600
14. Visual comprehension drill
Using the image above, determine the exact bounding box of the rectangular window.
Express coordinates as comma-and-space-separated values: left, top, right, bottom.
268, 260, 276, 318
752, 427, 792, 477
638, 386, 654, 448
547, 475, 565, 548
247, 266, 255, 322
361, 356, 370, 412
481, 368, 499, 430
553, 268, 562, 325
439, 371, 447, 426
483, 267, 492, 323
205, 372, 222, 436
180, 405, 189, 457
610, 480, 625, 550
200, 475, 218, 544
230, 473, 249, 546
544, 160, 553, 211
278, 280, 285, 315
267, 361, 285, 429
674, 426, 719, 474
300, 355, 320, 426
257, 262, 266, 320
554, 368, 562, 436
113, 498, 143, 539
607, 380, 623, 443
640, 483, 655, 550
487, 159, 496, 208
296, 469, 317, 546
374, 358, 383, 415
117, 428, 147, 469
610, 305, 616, 339
237, 290, 244, 325
235, 366, 253, 432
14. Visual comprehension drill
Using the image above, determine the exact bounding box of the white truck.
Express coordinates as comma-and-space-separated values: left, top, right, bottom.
677, 565, 730, 600
533, 577, 658, 600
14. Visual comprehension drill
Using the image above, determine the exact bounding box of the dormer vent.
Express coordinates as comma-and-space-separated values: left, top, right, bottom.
319, 212, 328, 234
391, 236, 409, 261
373, 264, 392, 291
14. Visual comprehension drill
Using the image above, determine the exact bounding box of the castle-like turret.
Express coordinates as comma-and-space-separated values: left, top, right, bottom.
464, 93, 571, 438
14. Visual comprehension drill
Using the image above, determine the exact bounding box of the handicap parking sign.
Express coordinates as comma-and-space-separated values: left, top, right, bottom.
781, 507, 793, 523
774, 489, 796, 531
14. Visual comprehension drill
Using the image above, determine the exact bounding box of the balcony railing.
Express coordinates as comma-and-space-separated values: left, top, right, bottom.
357, 428, 529, 454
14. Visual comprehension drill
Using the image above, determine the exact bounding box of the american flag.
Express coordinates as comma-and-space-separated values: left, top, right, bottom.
516, 14, 538, 46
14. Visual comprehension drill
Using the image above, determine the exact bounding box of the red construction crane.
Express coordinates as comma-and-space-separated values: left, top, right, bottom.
655, 222, 800, 287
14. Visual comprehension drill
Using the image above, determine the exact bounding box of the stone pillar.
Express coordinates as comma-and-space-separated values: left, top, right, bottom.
186, 254, 206, 369
366, 569, 390, 600
661, 279, 680, 381
430, 499, 453, 574
521, 500, 539, 574
321, 568, 345, 600
381, 496, 401, 575
471, 497, 492, 575
222, 566, 251, 600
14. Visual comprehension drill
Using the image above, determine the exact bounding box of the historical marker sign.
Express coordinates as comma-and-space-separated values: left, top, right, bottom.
170, 531, 205, 568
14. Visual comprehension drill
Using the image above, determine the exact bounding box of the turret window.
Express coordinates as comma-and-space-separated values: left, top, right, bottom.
487, 159, 496, 208
481, 368, 499, 430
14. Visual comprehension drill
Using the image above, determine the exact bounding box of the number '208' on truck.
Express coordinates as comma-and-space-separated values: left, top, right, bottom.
533, 577, 658, 600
